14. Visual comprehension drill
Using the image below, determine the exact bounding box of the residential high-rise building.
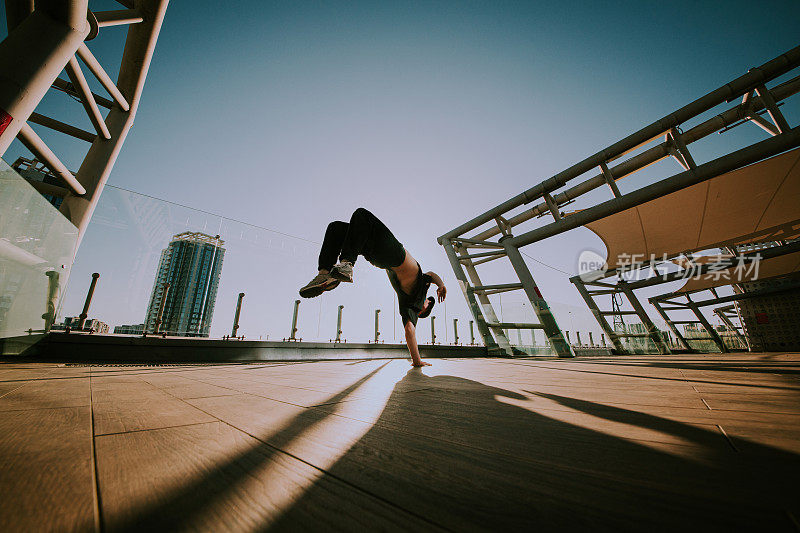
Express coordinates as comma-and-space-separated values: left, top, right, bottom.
144, 232, 225, 337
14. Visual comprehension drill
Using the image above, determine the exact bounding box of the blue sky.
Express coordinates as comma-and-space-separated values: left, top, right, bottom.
4, 1, 800, 341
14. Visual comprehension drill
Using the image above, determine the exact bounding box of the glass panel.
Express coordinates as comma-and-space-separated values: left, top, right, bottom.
59, 187, 445, 343
0, 157, 78, 338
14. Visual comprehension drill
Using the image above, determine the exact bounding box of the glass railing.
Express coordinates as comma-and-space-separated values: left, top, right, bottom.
58, 185, 477, 345
0, 158, 78, 338
1, 175, 741, 355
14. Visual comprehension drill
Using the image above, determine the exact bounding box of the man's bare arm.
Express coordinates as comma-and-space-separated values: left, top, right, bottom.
425, 271, 447, 302
404, 321, 429, 367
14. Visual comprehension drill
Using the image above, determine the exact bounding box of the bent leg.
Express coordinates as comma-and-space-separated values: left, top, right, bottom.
318, 221, 348, 271
339, 208, 404, 269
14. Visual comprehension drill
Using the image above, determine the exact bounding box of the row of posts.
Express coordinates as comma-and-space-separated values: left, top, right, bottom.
44, 272, 249, 338
286, 299, 478, 345
54, 273, 539, 345
563, 330, 606, 348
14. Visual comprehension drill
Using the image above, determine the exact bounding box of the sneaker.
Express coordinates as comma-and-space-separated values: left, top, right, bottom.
299, 272, 340, 298
330, 261, 354, 282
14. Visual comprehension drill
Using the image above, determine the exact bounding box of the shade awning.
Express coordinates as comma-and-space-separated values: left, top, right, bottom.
586, 147, 800, 269
674, 250, 800, 294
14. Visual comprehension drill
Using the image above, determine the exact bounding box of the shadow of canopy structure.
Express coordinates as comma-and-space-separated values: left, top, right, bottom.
439, 45, 800, 357
0, 0, 169, 337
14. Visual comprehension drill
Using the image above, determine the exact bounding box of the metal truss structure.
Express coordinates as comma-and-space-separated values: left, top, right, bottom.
646, 241, 800, 353
713, 304, 749, 350
575, 239, 800, 354
0, 0, 168, 237
439, 45, 800, 357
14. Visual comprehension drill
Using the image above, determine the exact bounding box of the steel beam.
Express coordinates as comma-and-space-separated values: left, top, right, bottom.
5, 0, 34, 33
76, 44, 131, 111
65, 56, 111, 139
572, 276, 626, 353
0, 3, 90, 154
29, 112, 96, 142
618, 281, 671, 354
487, 322, 545, 329
713, 305, 748, 350
441, 239, 498, 349
461, 75, 800, 243
439, 45, 800, 244
52, 77, 114, 109
17, 123, 86, 195
599, 161, 621, 198
60, 0, 169, 238
501, 237, 573, 357
686, 299, 727, 353
94, 9, 144, 27
509, 128, 800, 248
456, 242, 513, 352
657, 281, 800, 308
755, 84, 790, 133
458, 250, 507, 261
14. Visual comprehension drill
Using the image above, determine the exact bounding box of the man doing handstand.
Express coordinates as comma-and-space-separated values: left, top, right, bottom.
299, 208, 446, 367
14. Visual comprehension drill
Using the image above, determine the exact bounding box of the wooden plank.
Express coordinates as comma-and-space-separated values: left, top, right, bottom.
187, 387, 793, 531
92, 394, 216, 436
0, 377, 90, 411
1, 354, 798, 531
95, 421, 436, 531
90, 379, 173, 404
0, 406, 96, 531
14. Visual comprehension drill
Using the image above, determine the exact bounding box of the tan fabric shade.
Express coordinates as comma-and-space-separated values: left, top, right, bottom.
586, 147, 800, 269
674, 251, 800, 294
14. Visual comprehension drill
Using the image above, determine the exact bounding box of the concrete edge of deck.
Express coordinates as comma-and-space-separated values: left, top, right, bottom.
0, 332, 491, 362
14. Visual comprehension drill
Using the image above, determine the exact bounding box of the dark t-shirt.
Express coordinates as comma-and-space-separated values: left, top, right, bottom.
386, 262, 432, 326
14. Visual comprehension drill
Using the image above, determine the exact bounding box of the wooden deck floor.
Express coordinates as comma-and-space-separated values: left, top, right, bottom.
1, 353, 799, 532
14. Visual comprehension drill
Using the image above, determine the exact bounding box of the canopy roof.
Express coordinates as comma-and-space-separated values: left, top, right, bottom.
586, 147, 800, 270
674, 250, 800, 294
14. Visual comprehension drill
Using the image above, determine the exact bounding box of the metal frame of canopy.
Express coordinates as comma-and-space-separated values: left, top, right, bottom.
438, 45, 800, 357
649, 272, 800, 353
713, 304, 749, 351
572, 239, 800, 353
0, 0, 169, 240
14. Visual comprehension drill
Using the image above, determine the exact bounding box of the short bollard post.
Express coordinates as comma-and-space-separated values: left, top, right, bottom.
288, 300, 300, 341
601, 333, 606, 346
231, 292, 245, 338
589, 332, 594, 346
154, 283, 171, 335
430, 315, 436, 345
42, 270, 60, 333
335, 305, 344, 343
453, 318, 459, 345
576, 331, 582, 347
374, 309, 381, 343
469, 320, 475, 345
77, 273, 100, 330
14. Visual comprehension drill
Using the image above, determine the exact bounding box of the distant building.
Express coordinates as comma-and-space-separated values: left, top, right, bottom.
52, 316, 110, 333
144, 232, 225, 337
114, 323, 145, 335
10, 157, 69, 209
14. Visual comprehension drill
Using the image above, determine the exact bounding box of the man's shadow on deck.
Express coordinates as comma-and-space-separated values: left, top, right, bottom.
113, 364, 800, 532
266, 367, 800, 532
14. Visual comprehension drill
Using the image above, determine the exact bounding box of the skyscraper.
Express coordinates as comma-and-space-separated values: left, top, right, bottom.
144, 232, 225, 337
